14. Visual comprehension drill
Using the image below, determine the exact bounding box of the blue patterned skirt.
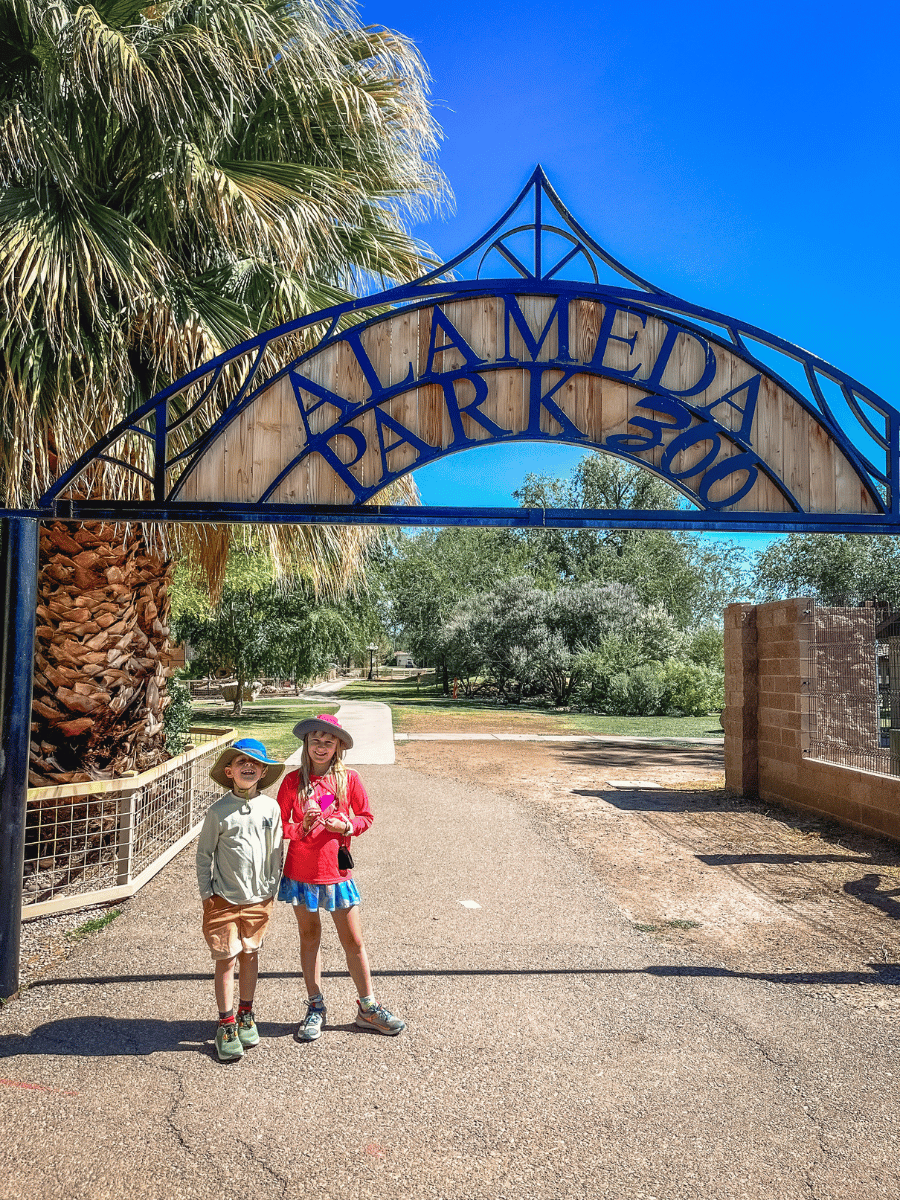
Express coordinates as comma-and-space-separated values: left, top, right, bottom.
278, 875, 361, 912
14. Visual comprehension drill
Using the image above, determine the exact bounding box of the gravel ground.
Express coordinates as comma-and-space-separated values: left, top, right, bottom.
17, 904, 124, 995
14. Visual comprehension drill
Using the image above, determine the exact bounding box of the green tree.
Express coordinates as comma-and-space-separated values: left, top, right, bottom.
385, 527, 530, 691
438, 577, 548, 702
438, 577, 685, 708
172, 550, 280, 714
173, 550, 381, 712
514, 453, 750, 626
753, 534, 900, 605
1, 0, 447, 779
514, 452, 680, 578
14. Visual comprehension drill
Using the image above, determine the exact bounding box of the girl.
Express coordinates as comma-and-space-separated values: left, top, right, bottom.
276, 713, 405, 1040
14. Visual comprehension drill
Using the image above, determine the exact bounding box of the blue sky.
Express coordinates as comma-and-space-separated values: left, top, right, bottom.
359, 0, 900, 554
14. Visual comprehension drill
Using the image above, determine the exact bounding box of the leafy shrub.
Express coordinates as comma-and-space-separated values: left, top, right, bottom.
659, 659, 724, 716
606, 663, 666, 716
685, 627, 724, 669
163, 678, 194, 756
601, 658, 724, 716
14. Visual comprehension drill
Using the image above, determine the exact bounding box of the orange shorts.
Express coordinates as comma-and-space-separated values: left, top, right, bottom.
202, 895, 274, 960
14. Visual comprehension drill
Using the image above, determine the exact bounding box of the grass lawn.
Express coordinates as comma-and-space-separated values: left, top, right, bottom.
191, 698, 339, 761
336, 677, 724, 739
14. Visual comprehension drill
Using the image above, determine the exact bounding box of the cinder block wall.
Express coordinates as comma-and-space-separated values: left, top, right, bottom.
723, 603, 758, 796
724, 598, 900, 842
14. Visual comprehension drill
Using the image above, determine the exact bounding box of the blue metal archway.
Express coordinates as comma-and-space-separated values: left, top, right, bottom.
36, 168, 900, 534
3, 168, 899, 998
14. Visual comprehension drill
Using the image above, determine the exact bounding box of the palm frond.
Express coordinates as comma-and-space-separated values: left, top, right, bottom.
1, 0, 447, 599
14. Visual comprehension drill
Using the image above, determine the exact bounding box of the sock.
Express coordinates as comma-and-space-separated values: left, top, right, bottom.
307, 993, 325, 1010
358, 995, 377, 1012
237, 999, 253, 1014
218, 1011, 235, 1024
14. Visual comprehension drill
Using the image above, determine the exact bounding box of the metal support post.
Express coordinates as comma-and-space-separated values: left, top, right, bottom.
0, 516, 39, 1001
185, 756, 196, 836
115, 786, 138, 886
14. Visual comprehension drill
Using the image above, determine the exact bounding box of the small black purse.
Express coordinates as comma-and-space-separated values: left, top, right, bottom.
338, 842, 354, 871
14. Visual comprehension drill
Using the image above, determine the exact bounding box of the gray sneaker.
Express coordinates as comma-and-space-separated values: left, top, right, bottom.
298, 1001, 326, 1042
355, 1001, 406, 1036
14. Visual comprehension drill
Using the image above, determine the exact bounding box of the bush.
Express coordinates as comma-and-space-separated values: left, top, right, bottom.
685, 627, 724, 669
660, 659, 724, 716
606, 664, 666, 716
602, 658, 724, 717
163, 678, 194, 756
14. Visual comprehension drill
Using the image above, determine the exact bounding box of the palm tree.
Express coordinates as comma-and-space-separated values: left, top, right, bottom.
0, 0, 447, 782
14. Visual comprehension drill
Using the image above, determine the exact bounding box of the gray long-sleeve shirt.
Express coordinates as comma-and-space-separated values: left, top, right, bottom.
195, 791, 283, 904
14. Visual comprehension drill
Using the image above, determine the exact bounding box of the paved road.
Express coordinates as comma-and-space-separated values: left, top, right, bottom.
1, 758, 898, 1199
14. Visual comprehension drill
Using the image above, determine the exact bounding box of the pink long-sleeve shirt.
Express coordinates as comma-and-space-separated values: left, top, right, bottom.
277, 768, 373, 885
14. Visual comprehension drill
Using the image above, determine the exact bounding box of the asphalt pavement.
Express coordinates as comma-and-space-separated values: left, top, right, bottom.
1, 714, 898, 1198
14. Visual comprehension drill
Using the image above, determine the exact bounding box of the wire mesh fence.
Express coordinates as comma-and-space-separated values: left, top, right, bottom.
804, 602, 900, 776
23, 727, 234, 916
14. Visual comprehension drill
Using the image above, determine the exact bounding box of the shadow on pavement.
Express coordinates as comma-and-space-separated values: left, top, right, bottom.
21, 961, 900, 996
0, 1017, 274, 1058
562, 742, 724, 774
574, 787, 754, 813
843, 873, 900, 920
0, 1017, 383, 1060
698, 852, 900, 867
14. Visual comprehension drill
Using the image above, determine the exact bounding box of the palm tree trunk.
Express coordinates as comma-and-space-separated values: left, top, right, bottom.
30, 522, 175, 785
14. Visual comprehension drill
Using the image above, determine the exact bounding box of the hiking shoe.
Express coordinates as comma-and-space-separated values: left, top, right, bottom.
215, 1020, 244, 1062
236, 1008, 259, 1048
297, 1001, 326, 1042
355, 1001, 406, 1036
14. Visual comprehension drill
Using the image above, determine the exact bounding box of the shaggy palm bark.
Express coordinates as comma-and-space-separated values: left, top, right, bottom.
31, 523, 174, 784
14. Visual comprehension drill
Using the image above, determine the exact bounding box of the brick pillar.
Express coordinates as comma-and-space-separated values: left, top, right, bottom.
756, 597, 814, 806
724, 603, 758, 797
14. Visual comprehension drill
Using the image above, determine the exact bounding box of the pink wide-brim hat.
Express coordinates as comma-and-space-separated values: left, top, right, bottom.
292, 712, 353, 749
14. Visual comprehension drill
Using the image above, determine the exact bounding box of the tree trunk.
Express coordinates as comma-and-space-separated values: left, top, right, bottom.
30, 522, 175, 785
231, 669, 245, 718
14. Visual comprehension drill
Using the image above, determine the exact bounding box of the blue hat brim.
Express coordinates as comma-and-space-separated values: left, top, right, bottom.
210, 741, 285, 791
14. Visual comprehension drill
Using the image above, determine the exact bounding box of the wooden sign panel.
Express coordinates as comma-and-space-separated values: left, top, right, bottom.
44, 169, 896, 531
177, 293, 878, 517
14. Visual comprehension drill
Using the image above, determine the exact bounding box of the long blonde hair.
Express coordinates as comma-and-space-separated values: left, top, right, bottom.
300, 739, 348, 809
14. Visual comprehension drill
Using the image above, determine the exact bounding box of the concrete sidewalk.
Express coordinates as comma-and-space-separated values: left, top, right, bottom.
3, 757, 899, 1199
288, 678, 395, 766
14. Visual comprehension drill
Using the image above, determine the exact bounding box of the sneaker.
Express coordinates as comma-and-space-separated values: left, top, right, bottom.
297, 1001, 326, 1042
215, 1020, 244, 1062
236, 1008, 259, 1048
355, 1001, 406, 1036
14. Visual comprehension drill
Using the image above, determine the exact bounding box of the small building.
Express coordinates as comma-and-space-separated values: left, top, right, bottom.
392, 650, 416, 668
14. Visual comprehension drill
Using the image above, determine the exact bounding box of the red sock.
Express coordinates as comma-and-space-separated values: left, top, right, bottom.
218, 1013, 235, 1025
237, 1000, 252, 1014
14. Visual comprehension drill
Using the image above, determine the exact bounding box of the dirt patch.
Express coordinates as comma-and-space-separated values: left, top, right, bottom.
397, 737, 900, 1012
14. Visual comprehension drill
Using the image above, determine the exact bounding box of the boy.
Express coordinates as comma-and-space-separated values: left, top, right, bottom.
197, 738, 285, 1062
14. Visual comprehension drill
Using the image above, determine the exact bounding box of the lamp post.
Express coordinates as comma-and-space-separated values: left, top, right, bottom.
367, 642, 377, 681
